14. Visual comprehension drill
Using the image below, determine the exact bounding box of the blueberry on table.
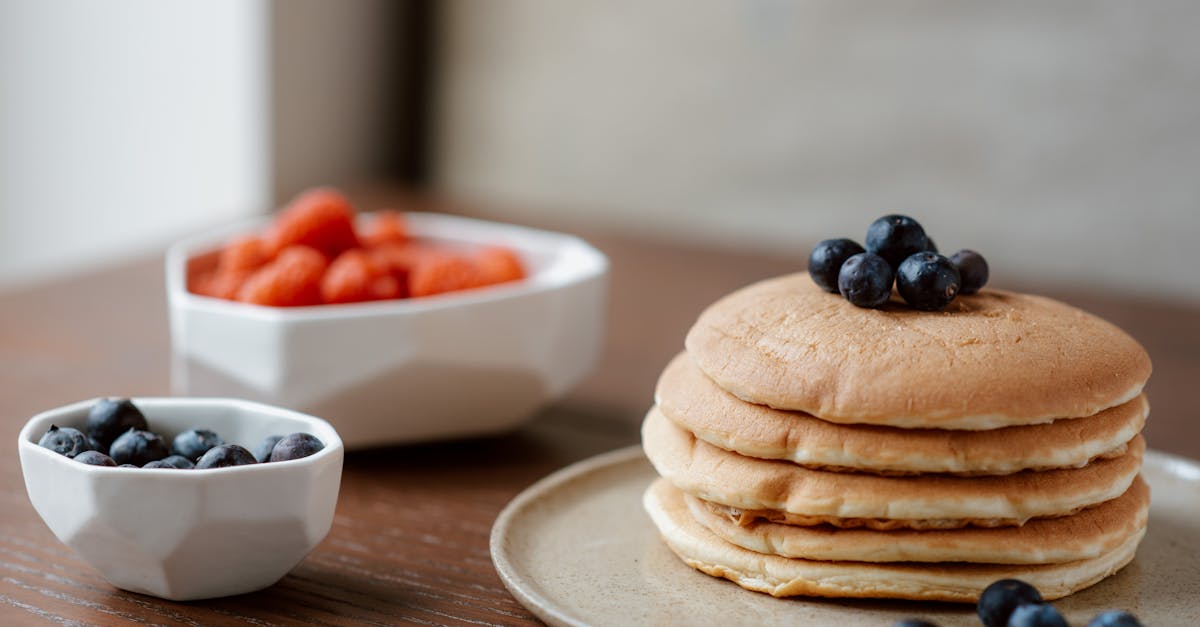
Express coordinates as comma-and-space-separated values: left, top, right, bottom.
837, 252, 894, 308
865, 214, 932, 270
897, 252, 961, 311
808, 238, 866, 292
158, 455, 196, 469
950, 249, 989, 294
195, 444, 258, 469
108, 429, 169, 466
1007, 603, 1067, 627
253, 435, 285, 463
978, 579, 1044, 627
1088, 610, 1144, 627
269, 433, 326, 462
74, 451, 118, 466
171, 429, 224, 462
86, 398, 148, 450
38, 425, 91, 458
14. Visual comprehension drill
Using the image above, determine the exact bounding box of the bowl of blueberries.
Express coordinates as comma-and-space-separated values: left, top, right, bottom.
17, 397, 343, 601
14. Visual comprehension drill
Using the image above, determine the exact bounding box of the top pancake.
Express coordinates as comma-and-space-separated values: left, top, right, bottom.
656, 352, 1148, 475
685, 273, 1151, 429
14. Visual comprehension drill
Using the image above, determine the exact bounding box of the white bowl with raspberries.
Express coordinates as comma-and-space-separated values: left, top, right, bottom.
165, 211, 609, 449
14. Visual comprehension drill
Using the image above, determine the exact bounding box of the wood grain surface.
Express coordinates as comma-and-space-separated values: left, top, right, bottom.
1, 199, 1197, 625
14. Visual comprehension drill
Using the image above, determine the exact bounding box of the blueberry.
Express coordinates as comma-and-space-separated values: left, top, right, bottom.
949, 249, 989, 294
897, 252, 961, 311
808, 238, 866, 293
143, 457, 194, 469
195, 444, 258, 469
978, 579, 1044, 627
1087, 610, 1143, 627
87, 435, 104, 453
171, 428, 224, 462
837, 253, 893, 308
74, 451, 118, 466
38, 425, 91, 458
894, 620, 939, 627
268, 433, 325, 462
1007, 603, 1067, 627
253, 435, 285, 463
86, 398, 148, 450
159, 454, 195, 469
108, 429, 169, 466
866, 215, 932, 271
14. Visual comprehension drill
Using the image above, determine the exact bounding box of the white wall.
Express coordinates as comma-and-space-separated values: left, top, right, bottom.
436, 0, 1200, 301
0, 0, 270, 290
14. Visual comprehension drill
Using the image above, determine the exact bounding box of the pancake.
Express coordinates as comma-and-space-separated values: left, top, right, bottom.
642, 407, 1144, 527
643, 479, 1145, 601
684, 477, 1149, 564
684, 274, 1152, 429
656, 352, 1149, 475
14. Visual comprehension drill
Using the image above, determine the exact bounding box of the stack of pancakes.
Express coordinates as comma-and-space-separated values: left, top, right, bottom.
642, 274, 1152, 601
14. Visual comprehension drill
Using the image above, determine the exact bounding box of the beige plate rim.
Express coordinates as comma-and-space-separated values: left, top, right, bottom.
490, 446, 1200, 627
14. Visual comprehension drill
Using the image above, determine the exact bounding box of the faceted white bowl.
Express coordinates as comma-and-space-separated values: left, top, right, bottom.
17, 397, 344, 601
165, 212, 609, 449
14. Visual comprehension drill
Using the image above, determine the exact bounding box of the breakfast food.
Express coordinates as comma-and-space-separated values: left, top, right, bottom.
38, 398, 325, 469
171, 428, 225, 461
269, 433, 326, 462
813, 214, 988, 310
37, 425, 90, 458
189, 187, 527, 306
86, 397, 149, 450
641, 219, 1152, 603
195, 444, 259, 469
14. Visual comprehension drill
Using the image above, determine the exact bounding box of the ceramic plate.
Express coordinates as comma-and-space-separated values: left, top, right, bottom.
491, 446, 1200, 627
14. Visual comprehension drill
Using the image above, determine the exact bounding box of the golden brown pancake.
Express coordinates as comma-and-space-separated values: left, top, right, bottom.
642, 407, 1144, 527
684, 477, 1149, 564
644, 478, 1145, 602
656, 352, 1148, 475
684, 274, 1152, 429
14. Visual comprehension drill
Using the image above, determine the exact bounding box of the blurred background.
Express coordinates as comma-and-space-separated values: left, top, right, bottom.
2, 0, 1198, 302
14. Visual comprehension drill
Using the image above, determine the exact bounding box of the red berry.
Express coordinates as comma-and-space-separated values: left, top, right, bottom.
321, 249, 402, 304
237, 246, 328, 306
265, 188, 359, 258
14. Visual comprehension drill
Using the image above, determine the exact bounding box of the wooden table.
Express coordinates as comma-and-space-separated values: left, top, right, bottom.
2, 205, 1197, 625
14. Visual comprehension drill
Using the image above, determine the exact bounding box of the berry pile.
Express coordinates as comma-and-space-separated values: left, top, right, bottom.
189, 187, 527, 306
808, 215, 989, 311
37, 398, 325, 469
893, 578, 1143, 627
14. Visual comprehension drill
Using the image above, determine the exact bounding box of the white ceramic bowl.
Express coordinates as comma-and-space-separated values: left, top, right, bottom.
165, 212, 608, 449
17, 397, 343, 601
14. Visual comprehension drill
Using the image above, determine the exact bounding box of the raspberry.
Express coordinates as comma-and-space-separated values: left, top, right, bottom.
218, 235, 269, 274
189, 269, 219, 297
188, 235, 271, 300
368, 242, 442, 280
321, 249, 402, 304
204, 270, 252, 300
475, 246, 526, 285
265, 188, 359, 258
359, 210, 410, 248
409, 254, 487, 297
237, 246, 328, 306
